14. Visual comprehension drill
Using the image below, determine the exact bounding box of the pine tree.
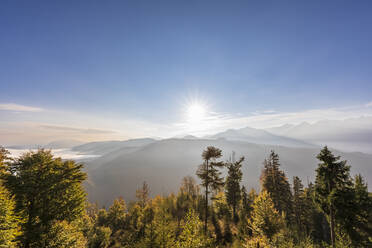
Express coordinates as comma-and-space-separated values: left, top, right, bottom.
3, 149, 87, 248
314, 146, 352, 247
196, 146, 225, 234
225, 156, 244, 222
260, 151, 292, 220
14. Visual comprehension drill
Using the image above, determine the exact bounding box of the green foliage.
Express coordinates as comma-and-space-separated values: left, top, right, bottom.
314, 146, 352, 247
39, 220, 87, 248
260, 151, 293, 221
89, 226, 111, 248
292, 176, 307, 238
302, 183, 330, 243
225, 156, 244, 221
0, 184, 20, 247
0, 147, 20, 247
0, 146, 11, 173
3, 149, 87, 247
107, 197, 127, 233
152, 197, 176, 248
341, 174, 372, 247
176, 209, 210, 248
196, 146, 225, 233
249, 191, 286, 242
1, 145, 370, 247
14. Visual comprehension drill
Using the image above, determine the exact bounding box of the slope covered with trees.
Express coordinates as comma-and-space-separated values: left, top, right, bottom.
0, 145, 371, 247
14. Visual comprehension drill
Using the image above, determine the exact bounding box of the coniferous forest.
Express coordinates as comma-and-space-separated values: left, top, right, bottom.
0, 145, 371, 248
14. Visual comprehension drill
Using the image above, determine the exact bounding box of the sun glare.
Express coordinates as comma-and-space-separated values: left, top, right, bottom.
186, 102, 207, 123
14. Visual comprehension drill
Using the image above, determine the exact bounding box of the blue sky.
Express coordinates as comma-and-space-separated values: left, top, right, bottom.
1, 1, 372, 144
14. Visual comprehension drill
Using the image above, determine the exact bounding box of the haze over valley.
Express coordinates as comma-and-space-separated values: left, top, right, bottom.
6, 117, 372, 206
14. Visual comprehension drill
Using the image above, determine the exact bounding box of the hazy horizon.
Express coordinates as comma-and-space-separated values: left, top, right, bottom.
2, 1, 372, 147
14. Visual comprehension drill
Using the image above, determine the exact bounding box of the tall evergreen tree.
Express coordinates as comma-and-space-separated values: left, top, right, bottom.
136, 181, 150, 208
260, 151, 292, 220
303, 182, 330, 243
314, 146, 352, 247
292, 176, 307, 237
3, 149, 87, 248
196, 146, 225, 233
342, 174, 372, 247
225, 156, 244, 222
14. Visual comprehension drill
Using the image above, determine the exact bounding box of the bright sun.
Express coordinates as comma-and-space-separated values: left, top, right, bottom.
186, 102, 207, 123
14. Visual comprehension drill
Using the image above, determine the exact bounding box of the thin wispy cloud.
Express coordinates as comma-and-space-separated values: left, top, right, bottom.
0, 103, 44, 112
2, 101, 372, 145
172, 102, 372, 137
365, 101, 372, 108
40, 125, 117, 134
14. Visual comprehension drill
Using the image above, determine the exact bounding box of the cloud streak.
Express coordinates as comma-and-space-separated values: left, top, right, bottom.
172, 102, 372, 137
2, 101, 372, 145
40, 125, 117, 134
0, 103, 44, 112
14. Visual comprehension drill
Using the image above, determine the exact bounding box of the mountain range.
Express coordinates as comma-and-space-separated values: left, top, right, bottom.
6, 117, 372, 206
68, 118, 372, 206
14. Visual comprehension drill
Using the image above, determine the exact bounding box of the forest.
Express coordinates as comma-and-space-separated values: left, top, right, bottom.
0, 145, 371, 248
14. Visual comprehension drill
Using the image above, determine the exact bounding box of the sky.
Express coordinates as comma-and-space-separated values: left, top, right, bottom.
1, 0, 372, 145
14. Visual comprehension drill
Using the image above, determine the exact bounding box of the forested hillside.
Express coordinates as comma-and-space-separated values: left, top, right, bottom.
83, 138, 372, 206
1, 145, 371, 248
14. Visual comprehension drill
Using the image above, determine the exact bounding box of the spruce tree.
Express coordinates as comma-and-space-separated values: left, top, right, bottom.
260, 151, 292, 220
342, 174, 372, 247
196, 146, 224, 233
225, 156, 244, 222
3, 149, 87, 248
292, 176, 306, 237
314, 146, 352, 247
